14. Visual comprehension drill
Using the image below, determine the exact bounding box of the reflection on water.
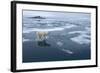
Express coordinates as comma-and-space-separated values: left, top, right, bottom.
22, 10, 91, 63
37, 40, 50, 47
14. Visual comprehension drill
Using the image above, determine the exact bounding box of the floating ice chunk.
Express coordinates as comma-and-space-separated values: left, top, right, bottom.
57, 41, 63, 46
70, 35, 90, 44
69, 28, 90, 44
23, 38, 30, 42
62, 49, 73, 54
68, 31, 87, 34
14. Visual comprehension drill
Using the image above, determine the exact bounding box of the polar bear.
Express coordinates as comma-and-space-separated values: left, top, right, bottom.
36, 31, 50, 46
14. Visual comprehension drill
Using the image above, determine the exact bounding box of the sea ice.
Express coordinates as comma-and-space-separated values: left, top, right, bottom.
57, 41, 63, 46
61, 49, 73, 54
70, 35, 90, 44
23, 38, 30, 42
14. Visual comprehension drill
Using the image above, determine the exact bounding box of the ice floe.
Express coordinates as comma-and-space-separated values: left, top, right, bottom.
57, 41, 63, 46
68, 31, 88, 35
61, 49, 73, 54
68, 26, 90, 44
70, 35, 90, 44
23, 38, 30, 42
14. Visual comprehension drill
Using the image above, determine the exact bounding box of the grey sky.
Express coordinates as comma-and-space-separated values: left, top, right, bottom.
23, 10, 91, 19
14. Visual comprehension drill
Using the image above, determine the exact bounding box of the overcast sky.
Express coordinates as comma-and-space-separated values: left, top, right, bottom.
23, 10, 91, 19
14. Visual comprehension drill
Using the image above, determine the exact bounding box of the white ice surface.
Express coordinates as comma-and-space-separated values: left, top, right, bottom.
23, 24, 77, 33
70, 35, 90, 44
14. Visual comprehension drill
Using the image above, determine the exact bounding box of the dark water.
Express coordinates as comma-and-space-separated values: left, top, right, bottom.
22, 11, 91, 63
22, 32, 91, 63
